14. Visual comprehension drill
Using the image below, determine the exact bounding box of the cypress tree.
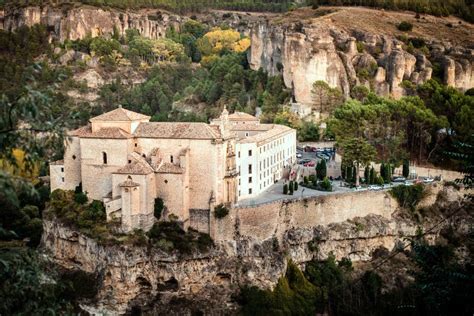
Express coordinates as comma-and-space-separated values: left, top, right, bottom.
369, 167, 375, 184
319, 159, 327, 180
289, 181, 294, 195
380, 162, 386, 182
403, 160, 410, 178
364, 166, 370, 184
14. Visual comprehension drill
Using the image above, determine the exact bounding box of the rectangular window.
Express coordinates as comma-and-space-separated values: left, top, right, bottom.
62, 177, 64, 182
239, 190, 241, 196
239, 178, 241, 185
248, 164, 252, 173
248, 150, 252, 156
61, 167, 64, 172
238, 151, 240, 158
249, 188, 252, 194
249, 177, 252, 183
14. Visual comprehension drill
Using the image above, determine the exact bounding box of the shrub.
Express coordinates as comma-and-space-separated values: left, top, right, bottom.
154, 197, 164, 219
214, 203, 229, 219
294, 182, 299, 191
283, 183, 289, 195
320, 177, 332, 191
289, 181, 294, 195
390, 184, 426, 210
356, 41, 365, 53
303, 176, 308, 185
398, 21, 413, 32
147, 221, 214, 255
74, 192, 88, 205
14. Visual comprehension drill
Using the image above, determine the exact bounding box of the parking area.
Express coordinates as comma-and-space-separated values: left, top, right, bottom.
236, 177, 436, 207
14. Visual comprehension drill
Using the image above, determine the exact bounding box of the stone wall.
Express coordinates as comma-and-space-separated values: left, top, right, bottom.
214, 190, 397, 245
189, 209, 210, 234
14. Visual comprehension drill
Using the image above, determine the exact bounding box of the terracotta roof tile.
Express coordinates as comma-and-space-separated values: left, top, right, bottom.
90, 108, 150, 122
114, 160, 154, 175
68, 126, 132, 139
156, 162, 184, 174
239, 124, 294, 145
134, 122, 221, 139
228, 111, 258, 121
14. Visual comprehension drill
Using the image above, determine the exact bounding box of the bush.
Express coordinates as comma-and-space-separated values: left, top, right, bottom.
283, 183, 288, 195
320, 177, 332, 191
147, 221, 214, 255
74, 192, 88, 205
303, 176, 308, 185
390, 184, 426, 210
294, 182, 299, 191
398, 21, 413, 32
214, 203, 229, 219
289, 181, 294, 195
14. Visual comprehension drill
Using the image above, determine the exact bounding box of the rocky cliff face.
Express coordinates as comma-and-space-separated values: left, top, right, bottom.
248, 8, 474, 104
41, 186, 468, 314
3, 6, 473, 107
3, 5, 182, 41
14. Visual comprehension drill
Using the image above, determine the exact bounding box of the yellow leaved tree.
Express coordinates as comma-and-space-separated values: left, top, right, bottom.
197, 28, 250, 57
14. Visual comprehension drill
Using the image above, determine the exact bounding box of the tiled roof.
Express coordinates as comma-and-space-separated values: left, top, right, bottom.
228, 111, 258, 121
114, 159, 154, 175
119, 180, 140, 187
155, 162, 184, 174
90, 108, 151, 122
239, 124, 294, 145
68, 126, 132, 139
134, 122, 221, 139
231, 124, 273, 132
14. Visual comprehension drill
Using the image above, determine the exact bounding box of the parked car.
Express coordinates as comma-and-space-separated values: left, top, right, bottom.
392, 176, 406, 182
404, 181, 414, 186
304, 161, 316, 167
296, 153, 303, 158
422, 177, 434, 183
354, 186, 368, 191
368, 185, 383, 191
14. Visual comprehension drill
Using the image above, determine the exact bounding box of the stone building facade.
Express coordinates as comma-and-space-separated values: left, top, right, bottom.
51, 107, 296, 232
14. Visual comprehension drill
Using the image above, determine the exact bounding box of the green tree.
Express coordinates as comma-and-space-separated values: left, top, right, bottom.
316, 160, 327, 181
311, 80, 343, 115
402, 159, 410, 178
339, 138, 376, 187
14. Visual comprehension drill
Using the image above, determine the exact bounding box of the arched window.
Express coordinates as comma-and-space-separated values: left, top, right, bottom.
102, 152, 107, 164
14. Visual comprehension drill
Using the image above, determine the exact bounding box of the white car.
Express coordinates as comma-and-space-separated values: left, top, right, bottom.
368, 185, 383, 191
423, 177, 434, 183
404, 181, 414, 186
296, 153, 303, 158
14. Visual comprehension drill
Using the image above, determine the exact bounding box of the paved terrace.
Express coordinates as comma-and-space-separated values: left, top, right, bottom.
236, 180, 406, 207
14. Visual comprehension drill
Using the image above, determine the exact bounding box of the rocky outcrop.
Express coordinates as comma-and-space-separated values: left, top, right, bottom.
41, 186, 468, 314
4, 6, 473, 106
249, 20, 474, 104
3, 5, 182, 41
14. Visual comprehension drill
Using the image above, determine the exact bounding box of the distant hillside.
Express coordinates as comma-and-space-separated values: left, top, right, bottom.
1, 0, 295, 13
311, 0, 474, 23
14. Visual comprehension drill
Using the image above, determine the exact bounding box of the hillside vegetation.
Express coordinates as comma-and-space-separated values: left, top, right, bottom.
311, 0, 474, 22
2, 0, 295, 12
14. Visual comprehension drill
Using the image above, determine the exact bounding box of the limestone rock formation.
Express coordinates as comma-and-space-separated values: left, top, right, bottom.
3, 5, 182, 41
3, 5, 473, 108
41, 185, 468, 314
